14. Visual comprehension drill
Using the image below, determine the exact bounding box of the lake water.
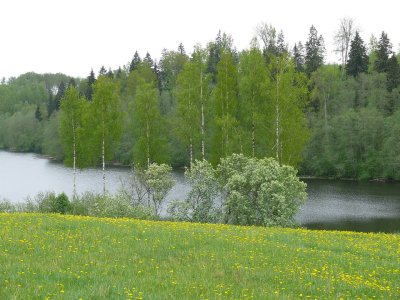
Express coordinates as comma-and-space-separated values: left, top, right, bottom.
1, 151, 399, 233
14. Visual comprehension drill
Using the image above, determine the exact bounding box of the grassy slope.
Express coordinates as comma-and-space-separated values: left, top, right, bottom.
0, 214, 399, 299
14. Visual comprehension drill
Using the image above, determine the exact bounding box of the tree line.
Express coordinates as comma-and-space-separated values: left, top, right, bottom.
1, 19, 400, 180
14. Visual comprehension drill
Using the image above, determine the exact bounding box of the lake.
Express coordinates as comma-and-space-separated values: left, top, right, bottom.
1, 151, 399, 233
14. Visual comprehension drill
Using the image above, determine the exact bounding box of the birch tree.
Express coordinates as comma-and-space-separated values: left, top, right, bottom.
131, 62, 168, 168
268, 54, 309, 166
175, 46, 210, 167
238, 40, 269, 157
334, 18, 355, 78
91, 76, 123, 195
192, 46, 210, 160
211, 49, 239, 165
59, 86, 88, 198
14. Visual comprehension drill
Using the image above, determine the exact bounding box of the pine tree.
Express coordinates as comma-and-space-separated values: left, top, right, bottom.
374, 32, 392, 73
346, 31, 368, 77
305, 25, 325, 76
386, 53, 400, 92
129, 51, 141, 73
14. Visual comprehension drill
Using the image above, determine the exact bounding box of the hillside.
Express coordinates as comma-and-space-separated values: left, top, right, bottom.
1, 213, 399, 299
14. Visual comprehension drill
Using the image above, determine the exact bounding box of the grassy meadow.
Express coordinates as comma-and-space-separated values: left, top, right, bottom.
0, 213, 399, 299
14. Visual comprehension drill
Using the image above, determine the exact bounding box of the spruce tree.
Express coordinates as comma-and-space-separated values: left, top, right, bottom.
305, 25, 325, 76
144, 52, 153, 66
85, 69, 96, 101
68, 78, 76, 88
106, 68, 114, 79
129, 51, 141, 73
116, 67, 123, 79
346, 31, 368, 77
54, 81, 66, 111
178, 43, 186, 55
99, 66, 107, 77
374, 31, 392, 73
276, 30, 287, 56
35, 105, 42, 121
386, 53, 400, 92
293, 42, 305, 72
47, 90, 56, 117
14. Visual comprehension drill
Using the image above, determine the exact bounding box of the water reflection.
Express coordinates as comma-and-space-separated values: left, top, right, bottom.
1, 152, 399, 233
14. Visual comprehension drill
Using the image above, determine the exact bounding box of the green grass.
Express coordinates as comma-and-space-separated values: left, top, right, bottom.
0, 213, 399, 299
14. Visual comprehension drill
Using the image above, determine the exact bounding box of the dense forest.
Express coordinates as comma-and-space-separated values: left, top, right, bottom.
1, 20, 400, 180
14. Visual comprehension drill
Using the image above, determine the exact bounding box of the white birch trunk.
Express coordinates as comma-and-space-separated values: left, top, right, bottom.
200, 66, 205, 159
102, 129, 106, 196
225, 59, 229, 154
146, 120, 150, 169
72, 122, 76, 199
189, 137, 193, 169
324, 92, 329, 129
275, 73, 280, 163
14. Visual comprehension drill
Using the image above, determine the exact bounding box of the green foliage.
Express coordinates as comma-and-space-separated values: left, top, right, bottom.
42, 112, 64, 160
217, 154, 307, 226
0, 107, 42, 152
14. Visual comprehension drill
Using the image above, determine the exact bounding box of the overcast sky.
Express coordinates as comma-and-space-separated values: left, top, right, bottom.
1, 0, 399, 80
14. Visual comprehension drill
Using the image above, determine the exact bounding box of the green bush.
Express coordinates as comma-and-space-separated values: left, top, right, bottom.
168, 159, 221, 222
0, 199, 16, 213
35, 192, 71, 214
70, 192, 155, 219
218, 154, 307, 227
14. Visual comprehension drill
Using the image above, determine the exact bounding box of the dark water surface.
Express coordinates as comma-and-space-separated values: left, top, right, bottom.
1, 151, 399, 233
